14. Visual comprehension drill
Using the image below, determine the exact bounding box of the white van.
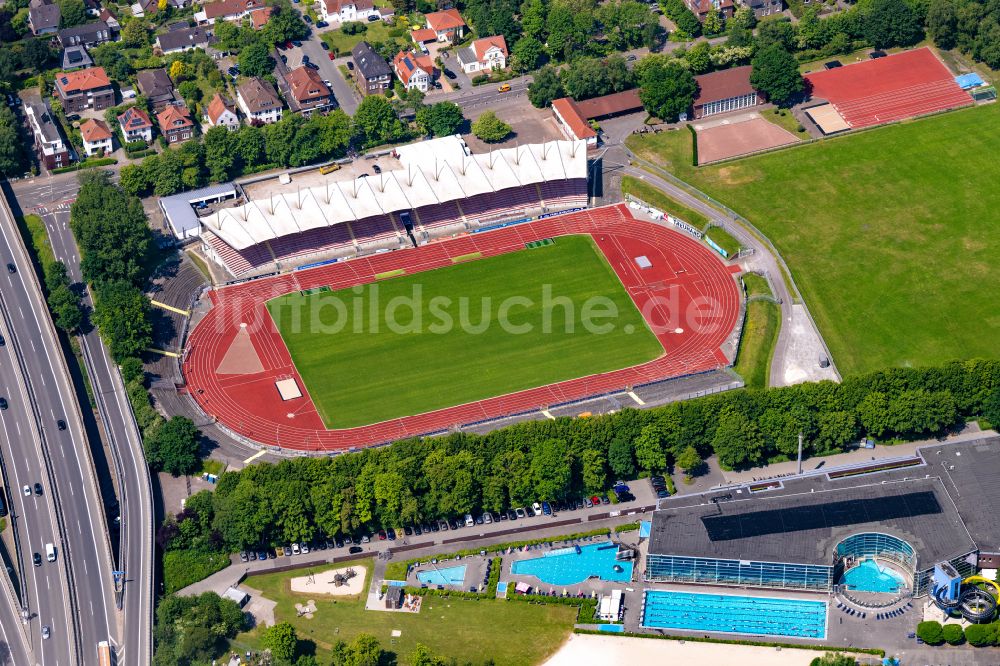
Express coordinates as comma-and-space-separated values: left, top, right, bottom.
464, 514, 474, 527
45, 543, 56, 562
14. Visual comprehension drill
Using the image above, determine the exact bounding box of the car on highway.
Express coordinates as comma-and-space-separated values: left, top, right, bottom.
22, 485, 30, 497
0, 397, 6, 410
0, 333, 5, 345
0, 494, 6, 517
33, 553, 41, 567
6, 263, 15, 274
41, 626, 50, 640
497, 83, 511, 92
33, 483, 42, 496
57, 419, 66, 430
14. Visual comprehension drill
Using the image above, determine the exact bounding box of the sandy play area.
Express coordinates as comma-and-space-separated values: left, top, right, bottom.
289, 566, 366, 596
542, 633, 830, 666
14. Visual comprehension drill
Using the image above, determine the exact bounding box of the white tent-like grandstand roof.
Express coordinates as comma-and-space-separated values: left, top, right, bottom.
201, 137, 588, 250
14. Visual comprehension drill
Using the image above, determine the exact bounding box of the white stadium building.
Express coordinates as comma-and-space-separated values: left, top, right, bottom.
197, 136, 590, 277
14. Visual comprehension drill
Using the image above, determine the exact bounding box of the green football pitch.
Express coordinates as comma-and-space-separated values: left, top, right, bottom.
628, 103, 1000, 375
267, 235, 663, 429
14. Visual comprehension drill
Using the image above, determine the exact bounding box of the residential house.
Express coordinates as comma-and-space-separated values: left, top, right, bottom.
196, 0, 267, 24
236, 77, 282, 124
203, 93, 240, 130
61, 45, 93, 70
423, 9, 466, 43
392, 50, 433, 92
28, 3, 61, 35
117, 106, 154, 143
156, 25, 214, 54
742, 0, 782, 18
691, 65, 762, 118
135, 68, 177, 110
410, 28, 437, 50
80, 118, 114, 156
248, 6, 273, 29
281, 66, 334, 115
319, 0, 377, 24
57, 20, 115, 48
684, 0, 734, 21
25, 102, 72, 169
99, 8, 120, 30
54, 67, 115, 112
456, 35, 507, 74
351, 41, 392, 96
157, 103, 196, 143
130, 0, 157, 17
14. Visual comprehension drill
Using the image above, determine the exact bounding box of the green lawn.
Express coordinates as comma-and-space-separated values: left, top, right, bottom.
704, 225, 741, 258
267, 235, 662, 428
734, 273, 780, 388
233, 560, 577, 665
322, 22, 394, 57
627, 103, 1000, 375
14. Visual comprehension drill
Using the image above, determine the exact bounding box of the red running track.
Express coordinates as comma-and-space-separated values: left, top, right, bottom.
805, 47, 972, 129
182, 204, 742, 451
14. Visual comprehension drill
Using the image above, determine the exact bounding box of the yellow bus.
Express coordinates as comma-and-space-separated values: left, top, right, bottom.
319, 163, 341, 175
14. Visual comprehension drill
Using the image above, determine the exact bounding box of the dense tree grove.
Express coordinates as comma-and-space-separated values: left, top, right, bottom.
158, 360, 1000, 551
153, 592, 245, 666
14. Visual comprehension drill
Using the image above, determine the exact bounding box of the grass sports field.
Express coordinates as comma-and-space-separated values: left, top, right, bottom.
628, 104, 1000, 375
267, 235, 662, 428
232, 560, 577, 665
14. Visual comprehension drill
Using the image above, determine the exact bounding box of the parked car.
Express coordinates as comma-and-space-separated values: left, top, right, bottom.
303, 14, 312, 22
302, 54, 310, 63
626, 54, 637, 62
317, 20, 328, 27
367, 13, 378, 20
292, 40, 302, 47
283, 545, 292, 556
306, 62, 319, 70
482, 513, 492, 524
301, 543, 310, 554
257, 550, 267, 560
491, 511, 503, 522
506, 509, 517, 520
541, 501, 551, 515
656, 489, 670, 498
239, 551, 249, 562
227, 66, 239, 77
0, 494, 6, 518
515, 507, 526, 519
347, 61, 354, 70
320, 41, 330, 51
531, 502, 542, 515
377, 529, 387, 541
464, 513, 475, 527
328, 52, 336, 60
280, 55, 288, 64
403, 526, 413, 536
349, 545, 363, 554
0, 333, 5, 345
583, 497, 593, 508
291, 543, 300, 555
590, 496, 601, 506
360, 534, 370, 543
443, 68, 456, 79
373, 163, 381, 174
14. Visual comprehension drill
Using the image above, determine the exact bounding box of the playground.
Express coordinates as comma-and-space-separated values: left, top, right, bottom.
290, 566, 365, 597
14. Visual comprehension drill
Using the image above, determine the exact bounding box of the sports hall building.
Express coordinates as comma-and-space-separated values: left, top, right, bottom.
646, 436, 1000, 599
196, 136, 589, 277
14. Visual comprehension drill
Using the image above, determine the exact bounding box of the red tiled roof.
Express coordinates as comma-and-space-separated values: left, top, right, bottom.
203, 0, 265, 19
249, 6, 273, 28
392, 50, 433, 85
574, 89, 642, 119
206, 93, 235, 124
56, 67, 111, 93
411, 27, 437, 43
325, 0, 373, 11
285, 65, 330, 102
472, 35, 507, 61
118, 106, 153, 130
551, 97, 596, 140
80, 118, 112, 142
693, 65, 756, 107
157, 104, 194, 130
425, 8, 464, 31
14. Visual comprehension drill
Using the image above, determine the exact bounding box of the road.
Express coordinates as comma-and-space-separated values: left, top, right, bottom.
40, 203, 155, 666
0, 189, 116, 663
294, 40, 360, 116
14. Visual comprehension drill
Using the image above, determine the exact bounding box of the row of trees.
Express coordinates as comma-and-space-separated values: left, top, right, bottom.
156, 359, 1000, 552
154, 592, 245, 666
927, 0, 1000, 67
917, 618, 1000, 647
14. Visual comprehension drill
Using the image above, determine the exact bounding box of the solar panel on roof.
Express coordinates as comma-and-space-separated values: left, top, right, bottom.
701, 491, 942, 542
60, 77, 69, 85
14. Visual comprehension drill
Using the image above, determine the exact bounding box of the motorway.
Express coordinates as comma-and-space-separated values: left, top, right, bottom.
0, 190, 117, 663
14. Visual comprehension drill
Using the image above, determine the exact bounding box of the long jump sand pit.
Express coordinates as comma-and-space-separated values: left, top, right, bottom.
289, 566, 366, 596
696, 116, 799, 164
542, 633, 825, 666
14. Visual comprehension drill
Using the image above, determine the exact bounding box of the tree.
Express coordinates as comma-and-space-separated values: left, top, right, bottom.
675, 445, 702, 478
809, 654, 860, 666
638, 59, 697, 122
600, 0, 658, 50
0, 106, 24, 177
471, 110, 511, 143
263, 0, 309, 45
147, 416, 201, 476
408, 643, 446, 666
120, 357, 145, 384
730, 5, 757, 31
581, 448, 607, 493
684, 41, 713, 74
44, 261, 83, 333
530, 439, 571, 500
942, 623, 965, 645
607, 434, 635, 479
121, 19, 149, 48
21, 38, 56, 71
755, 16, 795, 49
92, 281, 153, 361
415, 101, 465, 137
702, 11, 723, 36
964, 622, 996, 647
527, 65, 564, 108
712, 406, 765, 469
57, 0, 86, 27
916, 620, 945, 646
331, 633, 383, 666
633, 423, 668, 472
235, 124, 266, 166
153, 592, 244, 665
750, 44, 803, 107
352, 94, 404, 147
863, 0, 923, 49
983, 387, 1000, 427
203, 125, 235, 183
520, 0, 547, 39
261, 622, 298, 662
926, 0, 958, 49
118, 163, 153, 197
511, 35, 544, 72
239, 41, 274, 78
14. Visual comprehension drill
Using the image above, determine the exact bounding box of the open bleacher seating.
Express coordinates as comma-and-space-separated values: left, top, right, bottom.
350, 215, 399, 245
462, 186, 541, 223
415, 201, 463, 230
539, 178, 588, 209
203, 232, 271, 277
268, 224, 355, 263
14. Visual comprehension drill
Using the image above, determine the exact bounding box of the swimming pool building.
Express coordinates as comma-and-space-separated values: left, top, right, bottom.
645, 437, 1000, 597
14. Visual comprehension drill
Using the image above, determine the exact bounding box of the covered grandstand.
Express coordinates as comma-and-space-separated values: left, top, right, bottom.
198, 136, 590, 276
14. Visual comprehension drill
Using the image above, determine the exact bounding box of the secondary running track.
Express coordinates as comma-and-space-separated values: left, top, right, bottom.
182, 204, 742, 451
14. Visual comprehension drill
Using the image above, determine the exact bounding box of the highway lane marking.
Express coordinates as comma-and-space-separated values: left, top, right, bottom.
243, 449, 267, 464
150, 299, 190, 316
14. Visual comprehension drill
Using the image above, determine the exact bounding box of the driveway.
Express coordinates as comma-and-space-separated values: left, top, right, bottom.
296, 36, 360, 115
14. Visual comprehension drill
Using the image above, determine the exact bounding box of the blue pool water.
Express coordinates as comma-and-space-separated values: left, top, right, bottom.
496, 581, 508, 598
642, 590, 827, 639
598, 624, 625, 633
511, 542, 633, 586
416, 565, 467, 586
842, 559, 905, 593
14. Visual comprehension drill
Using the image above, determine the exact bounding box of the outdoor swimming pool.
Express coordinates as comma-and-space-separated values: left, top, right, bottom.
416, 565, 467, 587
842, 559, 906, 593
511, 542, 633, 586
642, 590, 827, 639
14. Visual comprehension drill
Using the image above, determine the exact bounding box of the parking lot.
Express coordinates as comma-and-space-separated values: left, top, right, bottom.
277, 37, 360, 115
462, 101, 565, 152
